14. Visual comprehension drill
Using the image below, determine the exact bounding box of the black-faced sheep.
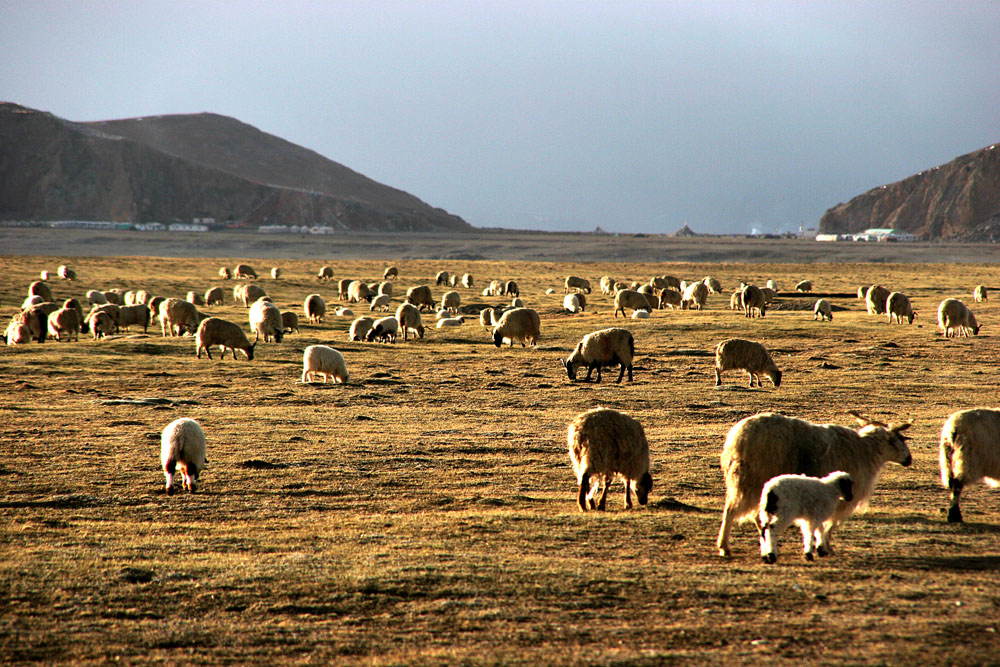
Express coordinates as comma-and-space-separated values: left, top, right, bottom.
196, 317, 256, 360
562, 327, 634, 383
937, 298, 980, 337
717, 411, 912, 557
940, 408, 1000, 523
492, 307, 540, 348
758, 472, 855, 563
302, 345, 349, 384
568, 407, 653, 511
366, 316, 399, 343
161, 418, 207, 495
714, 338, 781, 388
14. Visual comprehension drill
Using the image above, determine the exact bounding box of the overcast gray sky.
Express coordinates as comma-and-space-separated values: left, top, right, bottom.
2, 1, 998, 233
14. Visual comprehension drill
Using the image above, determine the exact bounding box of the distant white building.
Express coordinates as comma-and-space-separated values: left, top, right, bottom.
134, 222, 166, 231
853, 228, 918, 242
168, 223, 209, 232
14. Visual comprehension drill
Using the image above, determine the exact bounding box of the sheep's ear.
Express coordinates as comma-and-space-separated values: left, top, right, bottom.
846, 410, 869, 427
891, 420, 913, 433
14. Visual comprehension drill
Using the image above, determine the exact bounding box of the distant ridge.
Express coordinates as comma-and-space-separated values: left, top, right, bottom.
0, 102, 472, 232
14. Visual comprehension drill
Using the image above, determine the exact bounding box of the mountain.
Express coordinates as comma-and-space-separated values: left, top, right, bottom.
0, 102, 472, 232
819, 143, 1000, 241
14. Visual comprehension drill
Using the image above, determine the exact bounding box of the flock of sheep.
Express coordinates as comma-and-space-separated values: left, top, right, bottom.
5, 261, 998, 564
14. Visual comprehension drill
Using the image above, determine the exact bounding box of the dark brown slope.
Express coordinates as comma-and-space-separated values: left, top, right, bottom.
0, 102, 472, 232
819, 143, 1000, 241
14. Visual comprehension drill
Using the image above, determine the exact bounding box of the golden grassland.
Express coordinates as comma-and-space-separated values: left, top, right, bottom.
2, 255, 999, 665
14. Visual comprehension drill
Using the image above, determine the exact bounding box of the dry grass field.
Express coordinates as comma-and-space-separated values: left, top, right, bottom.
2, 252, 999, 665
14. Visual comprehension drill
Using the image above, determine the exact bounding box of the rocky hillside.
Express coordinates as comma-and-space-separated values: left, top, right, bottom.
819, 143, 1000, 241
0, 103, 472, 232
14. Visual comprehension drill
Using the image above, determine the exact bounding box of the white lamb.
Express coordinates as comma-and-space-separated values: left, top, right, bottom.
757, 472, 855, 563
436, 316, 465, 328
302, 345, 349, 384
161, 418, 207, 495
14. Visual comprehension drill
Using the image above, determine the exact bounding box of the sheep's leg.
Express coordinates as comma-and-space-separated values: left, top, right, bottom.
747, 372, 755, 388
801, 524, 815, 561
164, 460, 176, 496
616, 362, 626, 383
594, 363, 602, 383
947, 478, 964, 523
624, 479, 632, 509
577, 472, 590, 511
597, 479, 611, 511
717, 501, 737, 557
815, 526, 831, 557
714, 367, 723, 386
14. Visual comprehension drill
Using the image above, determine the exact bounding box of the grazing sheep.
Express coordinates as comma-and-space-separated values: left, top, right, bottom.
89, 311, 116, 339
336, 278, 351, 301
196, 317, 255, 360
186, 291, 206, 306
568, 408, 653, 511
492, 307, 540, 348
404, 285, 435, 311
600, 276, 615, 295
562, 327, 634, 383
219, 266, 232, 280
563, 293, 584, 314
436, 316, 465, 328
614, 289, 653, 318
57, 265, 76, 281
377, 281, 393, 297
717, 411, 912, 557
886, 292, 915, 324
205, 287, 225, 306
63, 298, 87, 333
47, 307, 81, 342
318, 266, 335, 281
448, 274, 460, 287
234, 284, 267, 307
104, 288, 125, 305
28, 281, 53, 302
87, 289, 108, 306
739, 284, 766, 318
766, 279, 779, 291
565, 275, 592, 294
124, 290, 139, 306
336, 307, 354, 318
249, 299, 284, 343
662, 275, 681, 290
613, 281, 630, 293
346, 280, 372, 303
649, 276, 668, 291
281, 311, 299, 334
681, 281, 709, 310
135, 290, 149, 306
147, 296, 165, 322
729, 290, 742, 311
349, 316, 375, 341
637, 284, 655, 299
940, 408, 1000, 523
461, 273, 474, 289
21, 295, 43, 310
383, 266, 398, 281
302, 345, 349, 384
366, 316, 399, 343
10, 307, 47, 343
234, 263, 257, 280
270, 267, 282, 280
795, 280, 813, 292
370, 294, 392, 312
504, 280, 520, 297
304, 294, 326, 323
88, 303, 122, 333
395, 303, 425, 341
440, 290, 461, 314
813, 299, 833, 321
5, 317, 32, 345
631, 309, 650, 319
118, 304, 151, 333
510, 297, 525, 309
658, 289, 681, 309
865, 285, 891, 315
435, 271, 450, 286
703, 276, 723, 294
973, 285, 988, 302
159, 298, 202, 337
479, 307, 496, 329
758, 472, 855, 563
40, 270, 50, 280
714, 338, 781, 389
857, 286, 867, 300
938, 298, 980, 337
484, 279, 505, 297
161, 418, 207, 495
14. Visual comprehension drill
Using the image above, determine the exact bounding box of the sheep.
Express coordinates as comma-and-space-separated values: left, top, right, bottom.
234, 284, 267, 307
857, 286, 867, 300
87, 289, 108, 306
504, 280, 520, 297
57, 264, 76, 281
435, 270, 449, 286
729, 290, 741, 311
89, 311, 116, 339
302, 345, 349, 384
662, 275, 681, 290
739, 284, 766, 318
631, 309, 650, 319
600, 276, 615, 295
479, 307, 496, 329
5, 318, 32, 345
282, 311, 299, 334
637, 284, 655, 299
614, 289, 653, 318
717, 411, 912, 557
564, 293, 584, 314
378, 281, 393, 297
492, 307, 540, 348
440, 290, 461, 314
940, 408, 1000, 523
404, 285, 435, 311
649, 276, 668, 291
336, 307, 354, 318
436, 316, 465, 328
118, 304, 151, 333
703, 276, 723, 294
9, 307, 47, 343
938, 298, 980, 337
28, 281, 53, 302
148, 296, 165, 322
160, 418, 207, 495
349, 316, 375, 341
342, 280, 369, 303
565, 275, 591, 294
567, 407, 653, 511
658, 289, 681, 310
562, 327, 634, 383
383, 266, 398, 281
865, 285, 891, 315
813, 299, 833, 321
40, 270, 50, 280
681, 281, 708, 310
234, 263, 257, 280
159, 298, 202, 337
395, 303, 425, 341
46, 306, 80, 342
447, 274, 459, 287
613, 281, 630, 293
318, 265, 335, 281
270, 267, 282, 280
483, 279, 503, 297
435, 308, 451, 320
219, 266, 232, 280
124, 290, 139, 306
249, 299, 284, 343
886, 292, 915, 324
366, 316, 399, 343
196, 317, 255, 360
973, 285, 988, 302
205, 287, 224, 306
461, 273, 474, 289
104, 288, 125, 305
714, 338, 781, 389
795, 280, 813, 292
370, 294, 392, 312
766, 279, 779, 291
186, 291, 206, 306
304, 294, 326, 323
510, 297, 525, 309
22, 295, 43, 310
88, 303, 122, 333
757, 472, 855, 563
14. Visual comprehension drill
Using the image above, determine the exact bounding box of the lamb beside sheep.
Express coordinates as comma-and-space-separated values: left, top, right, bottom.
161, 418, 207, 495
196, 317, 256, 360
492, 307, 540, 348
562, 327, 634, 383
939, 408, 1000, 523
813, 299, 833, 321
714, 338, 781, 389
717, 411, 912, 557
757, 472, 855, 563
886, 292, 915, 324
937, 298, 980, 337
568, 408, 653, 511
302, 345, 349, 384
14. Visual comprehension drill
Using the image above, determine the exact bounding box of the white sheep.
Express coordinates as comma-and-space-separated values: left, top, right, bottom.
758, 472, 855, 563
186, 291, 206, 306
249, 299, 284, 343
436, 316, 465, 328
940, 408, 1000, 523
336, 307, 354, 318
631, 309, 650, 319
937, 298, 980, 337
5, 318, 32, 345
161, 418, 207, 495
813, 299, 833, 321
766, 279, 779, 291
303, 294, 326, 323
435, 270, 449, 286
89, 311, 115, 339
270, 267, 282, 280
440, 290, 461, 314
703, 276, 723, 294
22, 295, 44, 310
348, 316, 375, 341
565, 275, 591, 294
492, 307, 540, 348
302, 345, 349, 384
658, 289, 681, 309
404, 285, 435, 311
563, 293, 584, 314
47, 306, 80, 342
317, 265, 335, 281
370, 294, 392, 312
681, 281, 708, 310
973, 285, 988, 302
235, 283, 267, 307
118, 304, 151, 334
196, 317, 256, 360
234, 263, 257, 280
395, 303, 425, 341
377, 281, 393, 297
795, 280, 813, 292
219, 266, 232, 280
714, 338, 781, 388
86, 289, 108, 306
57, 264, 76, 281
561, 327, 634, 383
39, 270, 50, 280
337, 278, 352, 300
159, 298, 202, 337
717, 411, 912, 557
568, 407, 653, 511
739, 284, 766, 318
348, 280, 374, 303
729, 290, 742, 311
461, 273, 474, 289
600, 276, 615, 295
886, 292, 915, 324
614, 289, 653, 318
865, 285, 891, 315
366, 316, 399, 343
28, 280, 53, 302
205, 287, 225, 306
479, 307, 496, 329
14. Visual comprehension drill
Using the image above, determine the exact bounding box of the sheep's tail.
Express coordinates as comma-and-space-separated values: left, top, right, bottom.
939, 427, 956, 489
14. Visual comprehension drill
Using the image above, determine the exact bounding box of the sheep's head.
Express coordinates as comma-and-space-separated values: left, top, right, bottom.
769, 369, 782, 388
969, 313, 980, 335
635, 472, 653, 506
851, 411, 913, 467
826, 472, 855, 502
492, 330, 504, 348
